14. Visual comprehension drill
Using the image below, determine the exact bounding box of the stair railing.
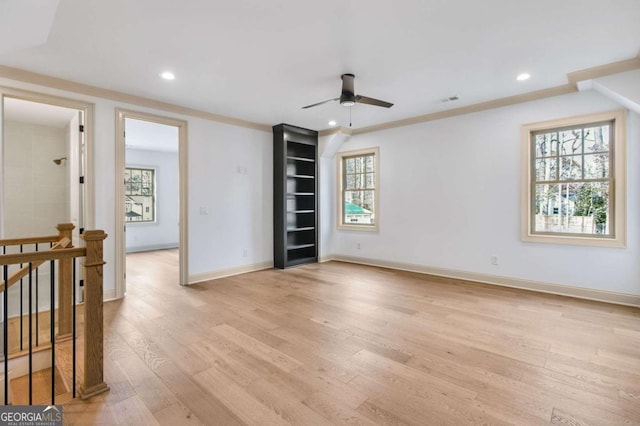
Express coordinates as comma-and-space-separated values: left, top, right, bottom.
0, 224, 108, 404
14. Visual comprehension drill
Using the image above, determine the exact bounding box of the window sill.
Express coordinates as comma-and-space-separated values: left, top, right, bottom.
337, 224, 378, 232
521, 232, 626, 248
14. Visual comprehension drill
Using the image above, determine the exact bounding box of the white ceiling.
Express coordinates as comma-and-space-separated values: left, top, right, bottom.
0, 0, 638, 131
125, 118, 178, 152
4, 97, 77, 128
0, 0, 59, 55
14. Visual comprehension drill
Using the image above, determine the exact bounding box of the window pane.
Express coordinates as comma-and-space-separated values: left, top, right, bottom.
353, 157, 362, 173
534, 182, 609, 235
535, 158, 557, 182
583, 154, 609, 179
354, 174, 363, 189
535, 133, 557, 158
344, 190, 362, 207
345, 174, 355, 190
365, 173, 375, 189
584, 125, 610, 153
345, 158, 355, 174
559, 156, 582, 180
559, 129, 582, 155
365, 155, 374, 172
363, 190, 375, 223
141, 170, 153, 195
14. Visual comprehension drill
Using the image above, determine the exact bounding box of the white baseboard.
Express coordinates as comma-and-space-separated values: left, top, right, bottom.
188, 261, 273, 284
125, 243, 178, 253
330, 254, 640, 308
103, 289, 117, 302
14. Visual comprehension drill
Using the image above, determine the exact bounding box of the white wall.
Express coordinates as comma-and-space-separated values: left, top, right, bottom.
187, 119, 272, 275
125, 148, 179, 252
2, 120, 69, 316
326, 91, 640, 296
3, 121, 67, 237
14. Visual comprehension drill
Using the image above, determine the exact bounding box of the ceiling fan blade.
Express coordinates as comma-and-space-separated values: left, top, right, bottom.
356, 95, 393, 108
301, 98, 339, 109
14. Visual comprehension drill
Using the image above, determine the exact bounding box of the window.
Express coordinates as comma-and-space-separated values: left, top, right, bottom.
337, 147, 379, 231
125, 167, 155, 222
521, 110, 626, 247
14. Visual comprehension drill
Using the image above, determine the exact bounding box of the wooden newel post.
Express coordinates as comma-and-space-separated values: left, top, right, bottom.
56, 223, 74, 341
79, 230, 110, 400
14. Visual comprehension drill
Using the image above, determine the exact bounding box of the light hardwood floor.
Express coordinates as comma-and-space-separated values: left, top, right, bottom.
63, 250, 640, 425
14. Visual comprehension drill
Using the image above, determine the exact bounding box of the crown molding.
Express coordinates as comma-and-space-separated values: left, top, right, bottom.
0, 65, 271, 132
567, 54, 640, 87
352, 85, 575, 136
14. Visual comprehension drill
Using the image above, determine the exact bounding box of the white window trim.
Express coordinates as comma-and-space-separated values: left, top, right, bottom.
520, 109, 626, 248
337, 147, 380, 232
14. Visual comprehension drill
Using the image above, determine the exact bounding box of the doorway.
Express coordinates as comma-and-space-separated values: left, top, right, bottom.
0, 89, 94, 306
115, 109, 188, 298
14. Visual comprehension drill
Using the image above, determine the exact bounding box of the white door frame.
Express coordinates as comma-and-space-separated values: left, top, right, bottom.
0, 86, 95, 235
115, 109, 188, 297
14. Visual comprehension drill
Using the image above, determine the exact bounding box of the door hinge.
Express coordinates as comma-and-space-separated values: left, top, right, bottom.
79, 176, 84, 184
79, 279, 84, 287
79, 227, 85, 235
79, 124, 85, 132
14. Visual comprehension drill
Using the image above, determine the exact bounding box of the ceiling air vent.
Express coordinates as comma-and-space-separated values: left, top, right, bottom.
440, 95, 459, 103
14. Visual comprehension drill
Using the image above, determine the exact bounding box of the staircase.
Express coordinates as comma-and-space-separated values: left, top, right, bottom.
0, 224, 108, 405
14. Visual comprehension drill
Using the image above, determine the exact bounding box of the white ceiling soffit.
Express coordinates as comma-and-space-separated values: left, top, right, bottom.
589, 69, 640, 115
0, 0, 59, 55
0, 0, 638, 131
4, 97, 77, 128
125, 118, 178, 153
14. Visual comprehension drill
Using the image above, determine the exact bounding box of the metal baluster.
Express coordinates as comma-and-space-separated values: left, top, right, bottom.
50, 260, 56, 405
35, 244, 39, 347
72, 258, 77, 398
28, 263, 33, 405
3, 264, 8, 405
20, 245, 23, 351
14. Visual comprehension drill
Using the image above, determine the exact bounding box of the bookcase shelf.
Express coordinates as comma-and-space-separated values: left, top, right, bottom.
273, 124, 318, 269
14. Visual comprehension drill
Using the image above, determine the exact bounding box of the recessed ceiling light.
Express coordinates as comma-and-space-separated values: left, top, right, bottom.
516, 73, 531, 81
328, 120, 337, 126
160, 71, 175, 80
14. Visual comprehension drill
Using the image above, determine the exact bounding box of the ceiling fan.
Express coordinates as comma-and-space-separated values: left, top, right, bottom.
302, 74, 393, 109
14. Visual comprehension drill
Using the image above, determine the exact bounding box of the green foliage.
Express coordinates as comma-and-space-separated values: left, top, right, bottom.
574, 183, 607, 229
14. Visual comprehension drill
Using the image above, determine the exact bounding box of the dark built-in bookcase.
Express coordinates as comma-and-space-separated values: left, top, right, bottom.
273, 124, 318, 269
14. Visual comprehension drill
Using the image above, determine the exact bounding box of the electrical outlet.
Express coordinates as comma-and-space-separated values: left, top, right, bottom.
490, 255, 498, 266
243, 248, 248, 258
199, 206, 208, 215
356, 243, 361, 250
